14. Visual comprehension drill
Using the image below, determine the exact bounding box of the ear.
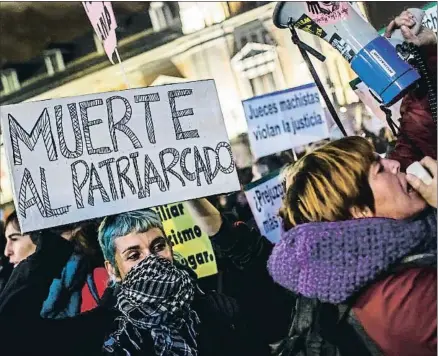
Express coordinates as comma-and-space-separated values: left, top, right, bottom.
350, 206, 374, 219
104, 260, 122, 283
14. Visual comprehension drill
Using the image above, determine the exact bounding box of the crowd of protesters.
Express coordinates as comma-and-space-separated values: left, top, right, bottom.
0, 9, 436, 356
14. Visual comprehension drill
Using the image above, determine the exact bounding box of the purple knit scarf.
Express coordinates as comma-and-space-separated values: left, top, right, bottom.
268, 209, 437, 304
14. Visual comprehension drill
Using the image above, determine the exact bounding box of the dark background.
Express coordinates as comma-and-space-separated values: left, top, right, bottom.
365, 1, 430, 30
0, 1, 432, 65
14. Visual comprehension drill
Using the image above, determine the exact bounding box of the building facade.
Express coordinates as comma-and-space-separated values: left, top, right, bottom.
0, 1, 366, 208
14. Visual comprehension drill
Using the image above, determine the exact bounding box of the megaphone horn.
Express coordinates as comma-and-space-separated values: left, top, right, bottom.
273, 2, 421, 106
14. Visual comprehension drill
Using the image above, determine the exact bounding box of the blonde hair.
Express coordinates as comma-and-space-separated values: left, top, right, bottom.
280, 136, 376, 229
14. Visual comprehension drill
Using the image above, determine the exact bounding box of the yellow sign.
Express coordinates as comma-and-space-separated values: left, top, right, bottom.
154, 203, 218, 278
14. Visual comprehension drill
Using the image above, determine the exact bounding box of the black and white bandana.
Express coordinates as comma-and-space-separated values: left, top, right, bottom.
103, 254, 200, 356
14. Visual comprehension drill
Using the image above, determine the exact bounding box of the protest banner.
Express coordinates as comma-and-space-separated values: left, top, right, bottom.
244, 170, 285, 244
1, 80, 240, 233
242, 83, 329, 159
154, 202, 217, 278
422, 2, 437, 32
83, 1, 118, 64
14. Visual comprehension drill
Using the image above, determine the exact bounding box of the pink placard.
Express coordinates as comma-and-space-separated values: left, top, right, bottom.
83, 1, 118, 64
306, 2, 349, 25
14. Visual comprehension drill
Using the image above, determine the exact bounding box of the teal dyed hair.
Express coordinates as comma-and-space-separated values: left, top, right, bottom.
98, 209, 164, 267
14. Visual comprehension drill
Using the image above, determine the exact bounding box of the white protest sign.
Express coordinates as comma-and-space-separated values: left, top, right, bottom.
83, 1, 118, 64
1, 80, 240, 233
244, 170, 285, 244
242, 83, 329, 159
422, 3, 437, 32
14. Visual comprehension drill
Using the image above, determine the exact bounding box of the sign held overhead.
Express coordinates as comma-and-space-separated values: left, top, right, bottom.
245, 170, 285, 244
154, 202, 218, 278
1, 80, 240, 232
242, 83, 329, 159
83, 1, 118, 64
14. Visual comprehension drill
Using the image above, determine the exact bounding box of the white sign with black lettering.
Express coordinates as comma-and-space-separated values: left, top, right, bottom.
244, 170, 285, 244
242, 83, 329, 159
422, 3, 437, 32
1, 80, 240, 232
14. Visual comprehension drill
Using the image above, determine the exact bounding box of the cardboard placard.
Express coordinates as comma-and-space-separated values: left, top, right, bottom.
244, 170, 285, 244
83, 1, 118, 63
242, 83, 329, 159
1, 80, 240, 232
422, 3, 437, 32
154, 202, 218, 278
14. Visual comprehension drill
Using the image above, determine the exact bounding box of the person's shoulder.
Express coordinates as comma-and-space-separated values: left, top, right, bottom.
382, 266, 434, 294
193, 289, 239, 321
355, 266, 436, 314
353, 267, 436, 355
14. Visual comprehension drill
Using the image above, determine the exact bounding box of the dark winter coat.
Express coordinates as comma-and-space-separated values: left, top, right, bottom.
0, 276, 261, 356
0, 230, 73, 318
0, 215, 292, 355
208, 214, 295, 351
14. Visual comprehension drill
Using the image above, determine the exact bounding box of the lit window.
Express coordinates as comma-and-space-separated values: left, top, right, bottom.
94, 33, 105, 54
234, 21, 274, 50
0, 69, 20, 94
262, 29, 274, 45
44, 49, 65, 76
149, 2, 174, 32
249, 72, 276, 96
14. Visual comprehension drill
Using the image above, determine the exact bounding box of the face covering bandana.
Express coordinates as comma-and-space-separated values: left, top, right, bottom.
104, 254, 200, 356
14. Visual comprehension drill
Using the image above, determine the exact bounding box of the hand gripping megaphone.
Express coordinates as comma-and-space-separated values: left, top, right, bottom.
273, 2, 421, 106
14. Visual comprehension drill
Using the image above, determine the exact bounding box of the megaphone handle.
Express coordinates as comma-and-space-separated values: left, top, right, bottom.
289, 25, 347, 137
380, 105, 399, 137
293, 39, 326, 62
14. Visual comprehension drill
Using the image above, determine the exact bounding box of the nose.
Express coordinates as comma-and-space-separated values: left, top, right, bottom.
382, 158, 400, 174
4, 240, 12, 258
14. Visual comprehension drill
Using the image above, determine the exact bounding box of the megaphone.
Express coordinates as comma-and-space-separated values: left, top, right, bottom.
273, 2, 421, 106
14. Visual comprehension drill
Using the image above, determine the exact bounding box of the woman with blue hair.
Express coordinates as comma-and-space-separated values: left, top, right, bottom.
98, 209, 170, 284
0, 207, 261, 356
98, 207, 261, 356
